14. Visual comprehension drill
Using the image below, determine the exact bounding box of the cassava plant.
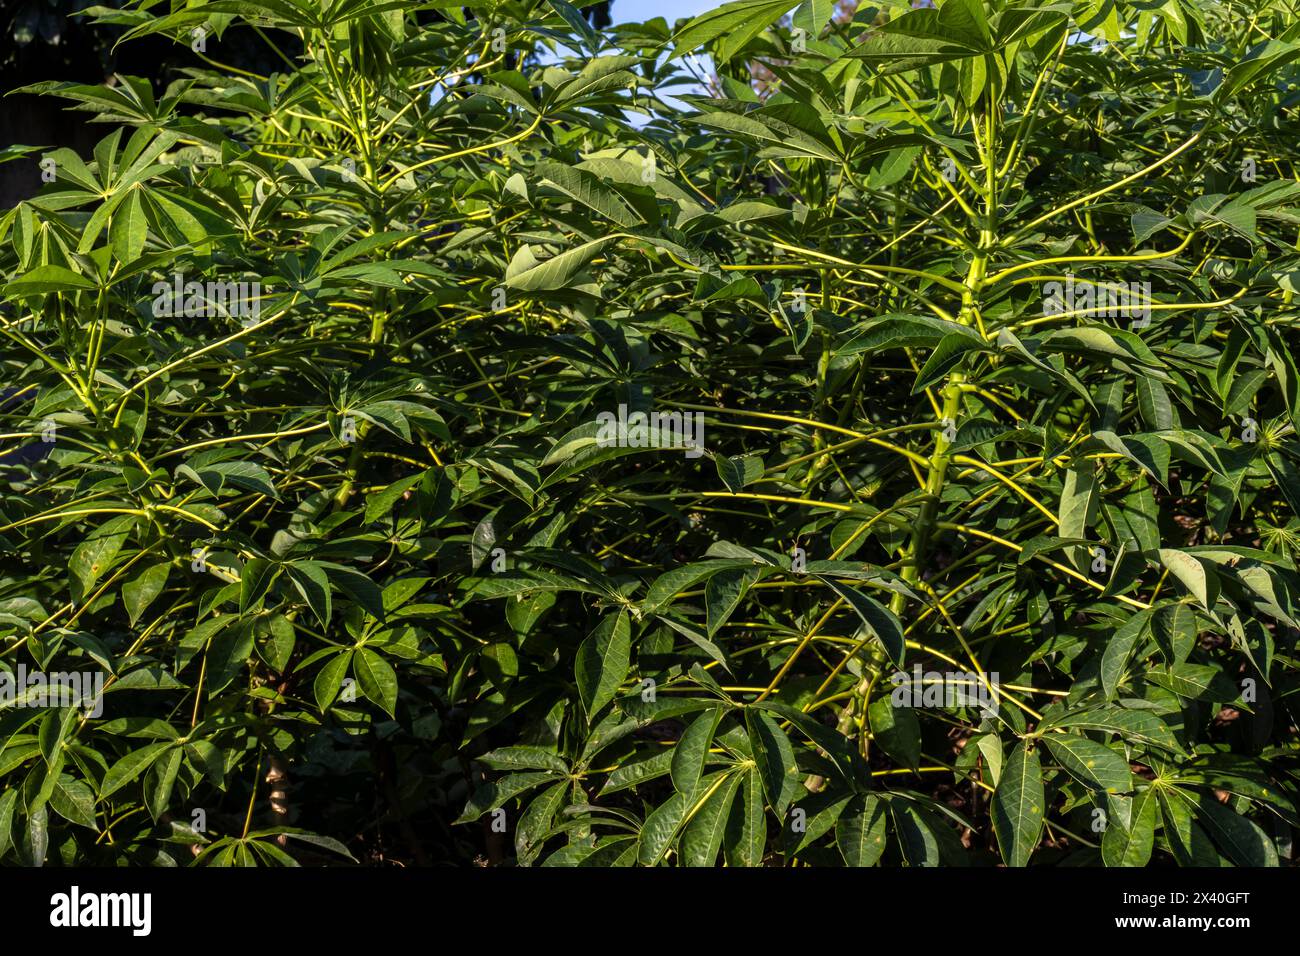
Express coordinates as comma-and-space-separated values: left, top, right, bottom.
0, 0, 1298, 868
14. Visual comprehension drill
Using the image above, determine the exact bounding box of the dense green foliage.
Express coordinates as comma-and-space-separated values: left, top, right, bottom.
2, 0, 1300, 867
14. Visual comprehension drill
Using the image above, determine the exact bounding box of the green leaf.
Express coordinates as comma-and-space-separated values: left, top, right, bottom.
1152, 602, 1197, 665
671, 706, 723, 796
110, 187, 148, 262
1101, 609, 1151, 699
642, 560, 753, 613
723, 768, 767, 867
705, 566, 760, 636
516, 780, 568, 865
480, 747, 569, 774
49, 775, 97, 829
69, 525, 129, 604
354, 647, 398, 716
480, 642, 519, 691
670, 0, 802, 65
868, 695, 921, 771
1152, 549, 1219, 609
456, 772, 559, 824
890, 800, 942, 866
744, 708, 800, 815
1136, 376, 1175, 430
288, 562, 333, 628
312, 651, 353, 712
1192, 793, 1279, 866
122, 561, 171, 626
147, 746, 182, 821
546, 0, 600, 52
504, 237, 617, 292
205, 619, 254, 695
575, 611, 632, 720
177, 459, 278, 499
1101, 786, 1159, 867
4, 264, 97, 296
818, 577, 906, 667
683, 109, 839, 162
843, 0, 991, 71
238, 558, 278, 614
1058, 459, 1098, 549
679, 772, 743, 867
364, 472, 425, 524
792, 0, 834, 39
1045, 706, 1183, 753
716, 453, 764, 493
657, 615, 732, 671
836, 793, 888, 867
637, 791, 690, 866
1162, 793, 1223, 866
991, 741, 1045, 867
535, 161, 641, 228
100, 741, 172, 798
1144, 663, 1239, 701
1043, 734, 1132, 793
913, 333, 988, 393
0, 789, 17, 858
